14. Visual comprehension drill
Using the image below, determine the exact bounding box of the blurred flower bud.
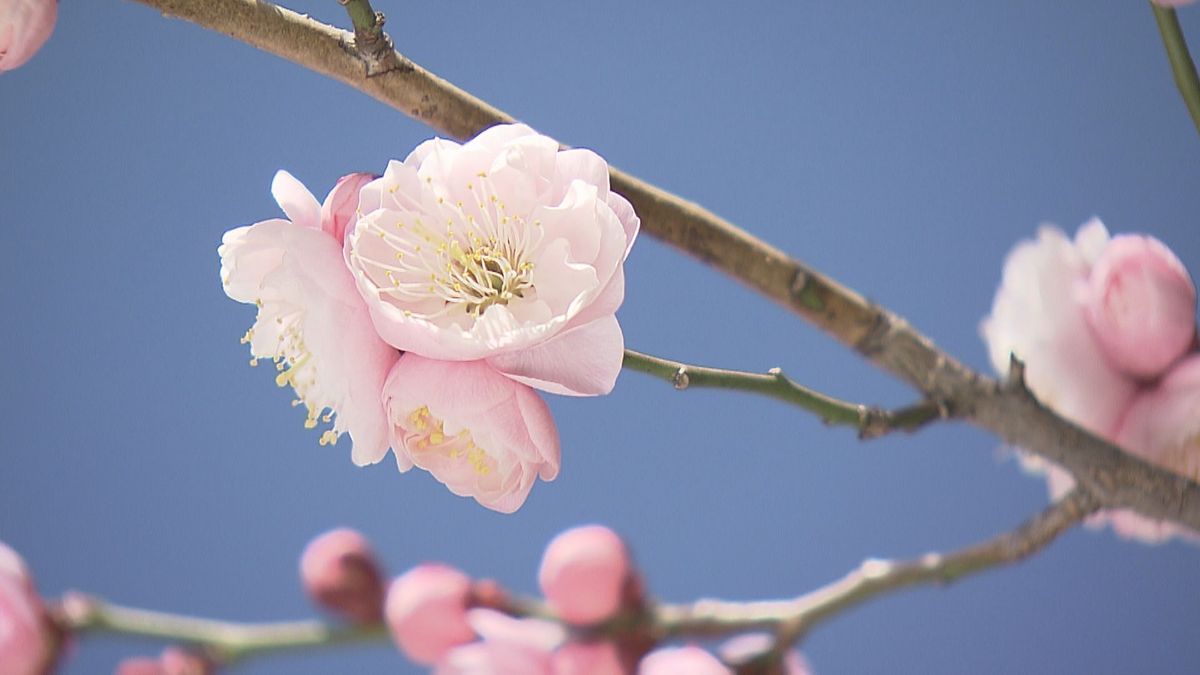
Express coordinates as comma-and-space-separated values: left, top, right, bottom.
638, 646, 732, 675
0, 541, 54, 675
386, 564, 477, 665
0, 0, 56, 72
1086, 234, 1196, 379
538, 525, 630, 625
299, 528, 386, 624
115, 647, 214, 675
720, 634, 812, 675
553, 641, 625, 675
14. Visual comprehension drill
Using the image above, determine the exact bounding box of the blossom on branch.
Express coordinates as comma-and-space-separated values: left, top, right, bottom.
348, 124, 640, 397
220, 171, 399, 466
982, 219, 1199, 543
0, 0, 56, 72
538, 525, 631, 625
299, 528, 386, 624
383, 355, 560, 513
385, 563, 477, 665
0, 541, 54, 675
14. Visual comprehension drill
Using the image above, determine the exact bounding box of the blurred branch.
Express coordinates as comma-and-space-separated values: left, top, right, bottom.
655, 488, 1099, 647
57, 593, 386, 664
1153, 4, 1200, 136
623, 349, 944, 439
128, 0, 1200, 531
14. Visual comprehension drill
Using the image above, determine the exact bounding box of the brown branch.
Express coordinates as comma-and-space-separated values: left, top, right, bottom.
654, 488, 1099, 647
128, 0, 1200, 531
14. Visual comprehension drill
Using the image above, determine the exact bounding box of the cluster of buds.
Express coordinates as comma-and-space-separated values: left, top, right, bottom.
264, 526, 809, 674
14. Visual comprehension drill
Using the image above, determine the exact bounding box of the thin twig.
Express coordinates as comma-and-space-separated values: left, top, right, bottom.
654, 488, 1099, 648
57, 593, 387, 664
1153, 3, 1200, 136
127, 0, 1200, 530
623, 349, 944, 439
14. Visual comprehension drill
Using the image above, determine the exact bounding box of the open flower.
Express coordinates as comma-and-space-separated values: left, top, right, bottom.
220, 171, 399, 466
0, 0, 56, 72
383, 355, 560, 513
348, 123, 640, 396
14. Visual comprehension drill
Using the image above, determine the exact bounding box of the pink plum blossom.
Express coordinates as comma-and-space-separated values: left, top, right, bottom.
385, 564, 477, 665
0, 0, 56, 72
1108, 355, 1200, 543
299, 528, 386, 624
347, 123, 640, 396
0, 541, 52, 675
538, 525, 630, 625
435, 609, 564, 675
1085, 233, 1195, 379
638, 646, 732, 675
981, 219, 1136, 438
552, 642, 626, 675
982, 219, 1200, 543
220, 171, 399, 466
383, 354, 561, 513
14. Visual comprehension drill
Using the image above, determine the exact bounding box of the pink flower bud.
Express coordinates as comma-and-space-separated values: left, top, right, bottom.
299, 528, 386, 624
0, 0, 56, 72
1085, 234, 1196, 379
553, 642, 626, 675
386, 564, 477, 665
0, 541, 53, 675
321, 172, 376, 244
638, 646, 732, 675
538, 525, 630, 625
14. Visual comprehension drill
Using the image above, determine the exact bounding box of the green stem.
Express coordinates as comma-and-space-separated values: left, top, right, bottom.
1153, 3, 1200, 136
61, 595, 387, 664
622, 349, 943, 438
339, 0, 381, 40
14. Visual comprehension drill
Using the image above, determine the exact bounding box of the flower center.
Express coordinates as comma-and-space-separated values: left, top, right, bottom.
356, 174, 541, 320
405, 406, 493, 476
245, 304, 340, 446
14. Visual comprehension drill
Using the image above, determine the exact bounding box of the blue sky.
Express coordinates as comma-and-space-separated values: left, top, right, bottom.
2, 1, 1199, 673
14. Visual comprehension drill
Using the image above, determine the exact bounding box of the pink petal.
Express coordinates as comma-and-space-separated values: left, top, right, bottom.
0, 0, 56, 72
487, 315, 624, 397
271, 170, 322, 231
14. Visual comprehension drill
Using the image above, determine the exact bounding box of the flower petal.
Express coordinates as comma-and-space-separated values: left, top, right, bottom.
487, 315, 624, 396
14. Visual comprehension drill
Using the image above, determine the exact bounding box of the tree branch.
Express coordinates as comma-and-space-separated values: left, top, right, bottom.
654, 488, 1099, 647
623, 349, 944, 439
1153, 3, 1200, 137
128, 0, 1200, 531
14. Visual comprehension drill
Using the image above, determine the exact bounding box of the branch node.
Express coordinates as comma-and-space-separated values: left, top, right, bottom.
672, 367, 691, 390
1003, 354, 1029, 395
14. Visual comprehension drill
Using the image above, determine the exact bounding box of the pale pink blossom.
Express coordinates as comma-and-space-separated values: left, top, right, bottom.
385, 564, 477, 665
1085, 234, 1195, 379
0, 541, 52, 675
435, 609, 564, 675
220, 171, 399, 466
347, 123, 640, 396
538, 525, 630, 625
981, 219, 1136, 438
1107, 355, 1200, 543
638, 646, 731, 675
299, 528, 386, 624
720, 634, 812, 675
383, 355, 561, 513
983, 219, 1200, 544
0, 0, 56, 72
552, 642, 626, 675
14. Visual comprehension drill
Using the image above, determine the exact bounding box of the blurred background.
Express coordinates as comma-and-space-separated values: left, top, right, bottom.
2, 1, 1198, 672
